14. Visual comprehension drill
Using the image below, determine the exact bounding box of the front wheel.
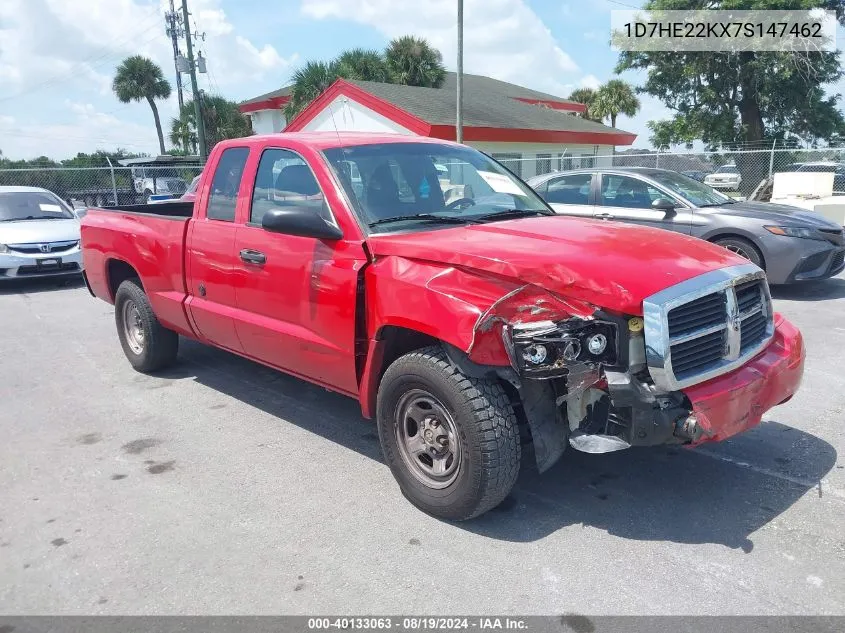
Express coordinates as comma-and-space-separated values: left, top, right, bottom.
114, 279, 179, 372
376, 347, 521, 520
714, 236, 765, 270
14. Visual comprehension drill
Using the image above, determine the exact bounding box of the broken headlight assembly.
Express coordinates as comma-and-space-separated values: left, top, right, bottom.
506, 319, 619, 378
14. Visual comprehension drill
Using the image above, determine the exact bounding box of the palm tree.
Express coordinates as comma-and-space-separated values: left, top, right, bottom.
385, 36, 446, 88
170, 95, 251, 155
567, 87, 599, 122
285, 60, 343, 121
336, 48, 390, 83
591, 79, 640, 129
112, 56, 172, 154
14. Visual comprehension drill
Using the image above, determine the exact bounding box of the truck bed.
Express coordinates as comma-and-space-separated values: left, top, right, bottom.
101, 201, 195, 218
81, 206, 194, 338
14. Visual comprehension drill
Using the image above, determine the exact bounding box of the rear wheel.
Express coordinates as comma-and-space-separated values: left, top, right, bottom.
376, 347, 520, 520
114, 279, 179, 372
714, 236, 764, 269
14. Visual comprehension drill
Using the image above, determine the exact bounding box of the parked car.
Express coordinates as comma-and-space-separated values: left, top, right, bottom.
0, 186, 83, 280
704, 164, 742, 190
81, 133, 804, 520
681, 170, 708, 182
528, 167, 845, 284
181, 174, 201, 202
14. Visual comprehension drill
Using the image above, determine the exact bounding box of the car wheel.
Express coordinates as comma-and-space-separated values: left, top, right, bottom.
714, 236, 765, 270
114, 279, 179, 372
376, 346, 520, 521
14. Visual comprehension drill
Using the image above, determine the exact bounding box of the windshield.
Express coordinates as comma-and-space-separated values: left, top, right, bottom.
0, 191, 75, 222
651, 170, 732, 207
322, 142, 551, 233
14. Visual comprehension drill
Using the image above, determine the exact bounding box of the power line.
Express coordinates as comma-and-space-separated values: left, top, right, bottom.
0, 15, 166, 103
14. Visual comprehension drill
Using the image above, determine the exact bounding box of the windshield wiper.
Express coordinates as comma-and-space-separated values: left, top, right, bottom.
0, 215, 62, 221
368, 214, 473, 228
471, 209, 553, 222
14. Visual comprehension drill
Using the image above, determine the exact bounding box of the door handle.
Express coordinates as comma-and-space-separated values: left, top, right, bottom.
595, 212, 615, 220
239, 249, 266, 265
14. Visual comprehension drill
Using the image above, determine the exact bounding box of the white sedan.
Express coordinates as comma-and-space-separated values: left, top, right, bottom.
704, 164, 742, 190
0, 186, 83, 280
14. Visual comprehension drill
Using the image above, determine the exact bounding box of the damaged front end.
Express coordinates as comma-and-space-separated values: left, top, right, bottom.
465, 285, 699, 473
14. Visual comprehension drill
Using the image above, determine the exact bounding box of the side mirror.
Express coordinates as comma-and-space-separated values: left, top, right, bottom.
652, 198, 677, 213
261, 207, 343, 240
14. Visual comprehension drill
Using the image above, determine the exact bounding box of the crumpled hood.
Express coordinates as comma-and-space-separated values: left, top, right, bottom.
0, 218, 80, 244
722, 200, 843, 229
367, 215, 745, 315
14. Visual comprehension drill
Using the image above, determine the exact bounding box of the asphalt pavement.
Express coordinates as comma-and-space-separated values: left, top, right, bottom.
1, 273, 844, 615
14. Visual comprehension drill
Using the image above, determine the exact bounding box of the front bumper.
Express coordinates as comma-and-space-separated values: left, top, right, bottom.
682, 313, 804, 444
0, 248, 83, 280
761, 234, 845, 284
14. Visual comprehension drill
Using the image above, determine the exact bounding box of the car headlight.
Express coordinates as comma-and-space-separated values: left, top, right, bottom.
764, 225, 820, 239
0, 244, 9, 254
509, 319, 618, 377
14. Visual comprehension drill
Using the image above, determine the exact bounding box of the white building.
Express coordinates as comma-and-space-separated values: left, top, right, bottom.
239, 73, 635, 178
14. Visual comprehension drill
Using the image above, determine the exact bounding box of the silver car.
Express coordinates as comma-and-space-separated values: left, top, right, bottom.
527, 167, 845, 285
0, 186, 83, 280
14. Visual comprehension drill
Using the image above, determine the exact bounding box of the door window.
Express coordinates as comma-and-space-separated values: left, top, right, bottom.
544, 173, 592, 204
207, 147, 249, 221
250, 148, 331, 225
600, 174, 666, 209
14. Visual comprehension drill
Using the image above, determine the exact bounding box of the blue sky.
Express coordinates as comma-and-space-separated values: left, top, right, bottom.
0, 0, 839, 160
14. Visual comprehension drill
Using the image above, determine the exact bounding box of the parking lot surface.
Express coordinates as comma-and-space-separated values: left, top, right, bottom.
1, 274, 844, 615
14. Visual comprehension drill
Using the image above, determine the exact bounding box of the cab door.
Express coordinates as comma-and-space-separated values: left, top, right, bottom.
185, 146, 250, 352
231, 147, 366, 395
595, 173, 692, 234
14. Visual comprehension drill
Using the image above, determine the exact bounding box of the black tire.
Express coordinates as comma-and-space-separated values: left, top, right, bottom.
114, 279, 179, 372
713, 236, 765, 269
376, 346, 520, 521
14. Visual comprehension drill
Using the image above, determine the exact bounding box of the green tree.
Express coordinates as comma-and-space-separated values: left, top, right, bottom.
336, 48, 391, 82
567, 87, 600, 121
112, 56, 172, 155
617, 0, 845, 192
170, 95, 252, 156
284, 60, 344, 120
591, 79, 640, 129
385, 36, 446, 88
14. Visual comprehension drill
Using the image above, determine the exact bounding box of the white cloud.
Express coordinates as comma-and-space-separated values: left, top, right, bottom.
0, 0, 297, 159
579, 74, 601, 90
1, 102, 164, 158
300, 0, 579, 95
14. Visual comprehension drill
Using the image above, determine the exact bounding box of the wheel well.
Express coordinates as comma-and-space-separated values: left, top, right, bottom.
106, 259, 140, 300
377, 326, 441, 379
707, 233, 766, 270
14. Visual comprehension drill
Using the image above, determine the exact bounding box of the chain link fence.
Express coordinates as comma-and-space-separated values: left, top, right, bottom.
0, 165, 205, 208
494, 147, 845, 197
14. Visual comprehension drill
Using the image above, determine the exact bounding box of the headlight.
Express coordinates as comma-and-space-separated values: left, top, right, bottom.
0, 244, 9, 254
764, 225, 819, 239
509, 319, 618, 377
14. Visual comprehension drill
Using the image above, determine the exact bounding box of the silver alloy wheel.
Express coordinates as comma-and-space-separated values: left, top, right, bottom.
724, 243, 752, 260
394, 389, 462, 489
122, 299, 145, 355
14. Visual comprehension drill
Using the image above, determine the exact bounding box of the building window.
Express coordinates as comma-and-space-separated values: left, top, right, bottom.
536, 153, 552, 177
492, 153, 522, 178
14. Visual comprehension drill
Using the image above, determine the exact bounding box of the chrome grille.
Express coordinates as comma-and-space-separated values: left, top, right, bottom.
8, 240, 79, 255
643, 264, 775, 391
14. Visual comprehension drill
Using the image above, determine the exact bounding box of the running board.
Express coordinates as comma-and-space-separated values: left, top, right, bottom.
569, 431, 631, 454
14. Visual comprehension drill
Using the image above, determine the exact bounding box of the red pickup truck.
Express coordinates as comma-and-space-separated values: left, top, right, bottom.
81, 133, 805, 520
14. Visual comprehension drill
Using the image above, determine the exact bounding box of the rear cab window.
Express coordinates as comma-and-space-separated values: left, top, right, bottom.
249, 148, 334, 226
207, 147, 249, 221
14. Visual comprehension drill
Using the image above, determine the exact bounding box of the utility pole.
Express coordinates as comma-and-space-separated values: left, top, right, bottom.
181, 0, 207, 161
165, 0, 184, 111
456, 0, 464, 144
